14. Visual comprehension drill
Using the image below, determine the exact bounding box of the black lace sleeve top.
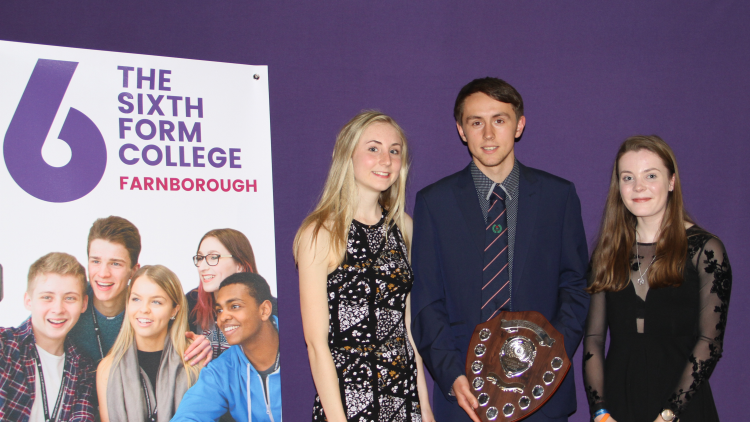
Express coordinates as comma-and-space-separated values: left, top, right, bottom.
583, 226, 732, 421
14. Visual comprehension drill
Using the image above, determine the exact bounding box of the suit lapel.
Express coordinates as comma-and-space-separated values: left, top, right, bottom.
512, 163, 539, 296
453, 165, 486, 256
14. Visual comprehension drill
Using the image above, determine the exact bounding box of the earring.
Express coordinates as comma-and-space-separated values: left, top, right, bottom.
170, 316, 175, 320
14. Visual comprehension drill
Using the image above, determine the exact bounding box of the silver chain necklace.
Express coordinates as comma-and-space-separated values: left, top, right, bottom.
635, 228, 656, 285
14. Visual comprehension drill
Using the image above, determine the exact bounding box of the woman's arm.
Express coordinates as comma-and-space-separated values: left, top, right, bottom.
402, 214, 436, 421
659, 236, 731, 420
583, 290, 613, 421
183, 290, 213, 365
298, 224, 348, 422
183, 332, 212, 366
406, 293, 436, 422
96, 355, 113, 422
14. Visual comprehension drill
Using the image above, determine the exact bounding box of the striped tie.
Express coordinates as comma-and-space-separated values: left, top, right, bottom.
481, 185, 510, 321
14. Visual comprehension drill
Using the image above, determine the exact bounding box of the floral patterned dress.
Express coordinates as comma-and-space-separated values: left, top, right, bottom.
312, 216, 422, 422
583, 226, 732, 422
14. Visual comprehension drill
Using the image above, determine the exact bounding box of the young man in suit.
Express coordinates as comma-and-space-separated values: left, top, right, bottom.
410, 77, 589, 422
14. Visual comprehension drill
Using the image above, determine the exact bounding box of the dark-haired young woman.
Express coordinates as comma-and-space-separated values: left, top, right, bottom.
583, 136, 732, 422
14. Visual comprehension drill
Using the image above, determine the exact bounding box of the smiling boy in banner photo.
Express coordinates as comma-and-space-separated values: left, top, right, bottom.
172, 272, 281, 422
0, 252, 95, 421
67, 216, 213, 367
67, 216, 142, 365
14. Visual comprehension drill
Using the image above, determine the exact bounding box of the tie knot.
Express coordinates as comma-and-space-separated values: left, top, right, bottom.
491, 185, 505, 204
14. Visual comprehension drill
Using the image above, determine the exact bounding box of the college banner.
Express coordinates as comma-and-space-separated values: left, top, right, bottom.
0, 40, 276, 329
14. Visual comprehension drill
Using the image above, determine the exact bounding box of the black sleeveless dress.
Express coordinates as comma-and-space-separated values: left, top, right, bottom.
312, 216, 422, 421
583, 226, 732, 422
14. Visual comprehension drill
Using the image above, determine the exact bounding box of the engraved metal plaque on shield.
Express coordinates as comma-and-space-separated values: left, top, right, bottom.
464, 311, 571, 422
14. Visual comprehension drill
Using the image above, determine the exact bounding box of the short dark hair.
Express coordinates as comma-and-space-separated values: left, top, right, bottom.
87, 216, 141, 268
219, 272, 272, 305
454, 77, 524, 123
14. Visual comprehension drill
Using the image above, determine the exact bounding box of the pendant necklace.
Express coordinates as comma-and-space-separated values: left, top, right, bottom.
635, 228, 656, 285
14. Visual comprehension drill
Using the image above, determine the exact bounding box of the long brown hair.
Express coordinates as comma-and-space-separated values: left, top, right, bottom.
588, 135, 692, 293
293, 111, 411, 265
192, 229, 257, 330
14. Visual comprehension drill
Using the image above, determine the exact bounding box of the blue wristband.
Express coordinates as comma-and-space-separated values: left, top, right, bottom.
594, 409, 609, 417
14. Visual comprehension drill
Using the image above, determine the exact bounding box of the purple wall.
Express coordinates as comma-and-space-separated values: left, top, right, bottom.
2, 2, 748, 420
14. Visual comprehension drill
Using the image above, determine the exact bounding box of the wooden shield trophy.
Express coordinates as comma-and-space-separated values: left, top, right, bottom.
464, 311, 570, 421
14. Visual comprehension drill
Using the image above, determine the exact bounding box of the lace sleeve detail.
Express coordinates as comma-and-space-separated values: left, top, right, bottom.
665, 235, 731, 417
583, 290, 608, 415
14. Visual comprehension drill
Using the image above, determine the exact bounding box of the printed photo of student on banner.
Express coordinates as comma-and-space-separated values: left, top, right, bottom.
0, 40, 281, 421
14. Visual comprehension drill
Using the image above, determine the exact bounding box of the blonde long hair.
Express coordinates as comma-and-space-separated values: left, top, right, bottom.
293, 111, 411, 264
107, 265, 199, 386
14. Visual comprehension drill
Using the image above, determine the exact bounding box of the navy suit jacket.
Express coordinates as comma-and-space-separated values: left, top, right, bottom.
411, 162, 589, 421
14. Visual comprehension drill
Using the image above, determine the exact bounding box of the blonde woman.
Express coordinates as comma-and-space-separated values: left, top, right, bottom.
295, 111, 434, 422
97, 265, 200, 422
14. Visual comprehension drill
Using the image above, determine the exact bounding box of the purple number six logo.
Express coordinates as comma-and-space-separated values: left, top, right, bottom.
4, 59, 106, 203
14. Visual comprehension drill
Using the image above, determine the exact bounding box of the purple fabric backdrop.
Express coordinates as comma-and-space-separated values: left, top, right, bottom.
2, 2, 748, 420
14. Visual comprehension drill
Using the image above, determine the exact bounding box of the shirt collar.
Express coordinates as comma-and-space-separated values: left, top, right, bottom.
470, 160, 521, 201
19, 316, 80, 360
18, 317, 35, 346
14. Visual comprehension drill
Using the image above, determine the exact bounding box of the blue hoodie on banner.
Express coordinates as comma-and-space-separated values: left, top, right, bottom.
171, 316, 281, 422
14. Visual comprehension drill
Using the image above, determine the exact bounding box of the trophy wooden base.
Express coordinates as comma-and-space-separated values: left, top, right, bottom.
464, 311, 571, 422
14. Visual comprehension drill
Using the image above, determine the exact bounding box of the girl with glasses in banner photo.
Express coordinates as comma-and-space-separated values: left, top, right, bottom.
583, 136, 732, 422
186, 229, 278, 359
294, 111, 434, 422
96, 265, 200, 422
